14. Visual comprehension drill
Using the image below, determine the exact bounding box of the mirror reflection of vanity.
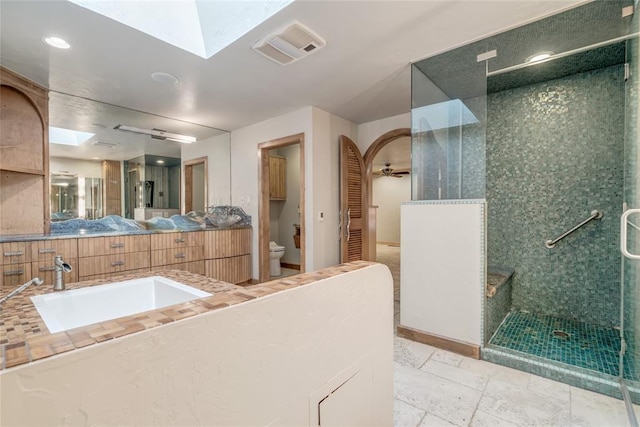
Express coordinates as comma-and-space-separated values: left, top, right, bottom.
47, 91, 231, 224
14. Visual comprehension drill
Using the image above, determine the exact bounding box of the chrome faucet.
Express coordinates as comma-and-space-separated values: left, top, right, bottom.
54, 255, 72, 291
0, 277, 43, 306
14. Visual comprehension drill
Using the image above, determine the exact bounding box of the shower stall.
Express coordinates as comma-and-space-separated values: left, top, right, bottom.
410, 0, 640, 411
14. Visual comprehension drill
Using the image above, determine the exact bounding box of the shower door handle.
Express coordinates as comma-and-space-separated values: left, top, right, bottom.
621, 209, 640, 259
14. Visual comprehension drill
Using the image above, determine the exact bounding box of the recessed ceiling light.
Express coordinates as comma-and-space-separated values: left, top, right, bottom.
526, 51, 554, 63
92, 157, 100, 160
157, 160, 165, 164
43, 36, 71, 49
151, 72, 179, 86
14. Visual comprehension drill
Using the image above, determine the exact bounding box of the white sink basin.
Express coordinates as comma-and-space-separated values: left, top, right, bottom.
31, 276, 212, 333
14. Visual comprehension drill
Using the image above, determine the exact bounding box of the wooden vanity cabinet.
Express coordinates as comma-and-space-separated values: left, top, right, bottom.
0, 241, 32, 292
269, 155, 286, 200
204, 228, 251, 284
1, 228, 251, 287
0, 67, 49, 235
150, 232, 204, 274
30, 238, 78, 287
77, 235, 151, 280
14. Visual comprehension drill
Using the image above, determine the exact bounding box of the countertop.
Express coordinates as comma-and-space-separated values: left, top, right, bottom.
0, 262, 373, 371
0, 225, 252, 242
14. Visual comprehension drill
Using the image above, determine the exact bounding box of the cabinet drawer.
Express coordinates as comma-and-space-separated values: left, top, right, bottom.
78, 252, 150, 276
78, 235, 151, 257
1, 263, 31, 291
205, 255, 251, 284
32, 258, 78, 287
204, 229, 251, 259
150, 246, 203, 267
151, 260, 204, 276
1, 242, 31, 265
150, 232, 204, 250
30, 239, 78, 261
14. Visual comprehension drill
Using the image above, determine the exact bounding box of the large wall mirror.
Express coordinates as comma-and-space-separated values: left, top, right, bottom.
48, 91, 230, 222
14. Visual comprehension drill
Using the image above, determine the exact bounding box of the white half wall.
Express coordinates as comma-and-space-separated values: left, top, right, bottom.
181, 132, 231, 208
372, 175, 411, 243
400, 201, 485, 346
0, 264, 394, 427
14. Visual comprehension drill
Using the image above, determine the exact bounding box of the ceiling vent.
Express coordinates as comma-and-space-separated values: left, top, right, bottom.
253, 21, 326, 65
92, 140, 119, 148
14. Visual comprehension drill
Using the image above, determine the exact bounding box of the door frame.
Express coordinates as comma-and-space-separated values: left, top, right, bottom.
258, 133, 305, 283
183, 156, 207, 214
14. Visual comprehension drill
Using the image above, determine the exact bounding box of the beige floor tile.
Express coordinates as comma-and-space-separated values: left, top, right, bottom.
394, 399, 425, 427
570, 386, 629, 427
394, 363, 482, 426
458, 357, 530, 387
420, 359, 489, 391
418, 412, 458, 426
477, 378, 570, 426
430, 349, 463, 367
470, 410, 521, 427
394, 336, 435, 369
527, 374, 571, 403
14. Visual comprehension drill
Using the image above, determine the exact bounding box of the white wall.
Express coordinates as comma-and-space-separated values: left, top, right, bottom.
230, 107, 356, 278
1, 264, 394, 427
356, 112, 410, 153
181, 132, 231, 209
372, 175, 411, 243
49, 157, 102, 178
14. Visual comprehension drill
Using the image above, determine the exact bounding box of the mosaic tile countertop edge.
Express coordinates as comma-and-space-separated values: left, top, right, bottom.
0, 261, 374, 371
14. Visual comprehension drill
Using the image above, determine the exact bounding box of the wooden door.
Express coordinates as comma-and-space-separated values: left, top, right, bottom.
340, 136, 367, 262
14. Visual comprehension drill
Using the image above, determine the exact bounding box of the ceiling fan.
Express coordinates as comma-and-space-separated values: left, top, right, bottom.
373, 163, 410, 178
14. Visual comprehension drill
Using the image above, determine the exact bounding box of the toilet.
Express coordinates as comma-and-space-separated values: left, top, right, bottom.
269, 241, 285, 276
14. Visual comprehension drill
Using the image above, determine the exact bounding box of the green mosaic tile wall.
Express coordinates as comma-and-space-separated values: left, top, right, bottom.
487, 65, 625, 328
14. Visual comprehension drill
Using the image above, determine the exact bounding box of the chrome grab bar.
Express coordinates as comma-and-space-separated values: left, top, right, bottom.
545, 210, 603, 249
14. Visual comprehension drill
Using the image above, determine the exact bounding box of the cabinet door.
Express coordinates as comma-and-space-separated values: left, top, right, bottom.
269, 155, 286, 200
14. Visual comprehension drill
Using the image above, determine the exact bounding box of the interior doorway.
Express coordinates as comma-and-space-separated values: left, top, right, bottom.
183, 157, 207, 213
339, 128, 411, 262
258, 133, 306, 283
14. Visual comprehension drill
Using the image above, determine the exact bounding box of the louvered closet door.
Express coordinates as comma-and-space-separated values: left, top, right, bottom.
339, 135, 367, 262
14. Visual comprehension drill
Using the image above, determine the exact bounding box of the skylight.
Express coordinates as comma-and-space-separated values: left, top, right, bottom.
69, 0, 295, 59
49, 126, 95, 146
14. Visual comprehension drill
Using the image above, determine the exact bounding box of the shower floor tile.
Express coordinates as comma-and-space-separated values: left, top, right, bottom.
489, 310, 638, 381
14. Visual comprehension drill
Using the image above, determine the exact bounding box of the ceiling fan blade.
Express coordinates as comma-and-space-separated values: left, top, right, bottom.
391, 174, 404, 178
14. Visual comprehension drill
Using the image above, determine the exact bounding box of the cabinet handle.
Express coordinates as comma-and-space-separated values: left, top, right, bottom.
175, 238, 186, 243
4, 269, 24, 276
39, 266, 56, 272
38, 248, 57, 254
111, 261, 125, 267
3, 251, 24, 257
111, 243, 125, 249
175, 253, 186, 259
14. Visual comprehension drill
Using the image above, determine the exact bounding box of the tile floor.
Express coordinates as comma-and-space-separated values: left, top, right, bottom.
393, 336, 639, 426
377, 244, 640, 426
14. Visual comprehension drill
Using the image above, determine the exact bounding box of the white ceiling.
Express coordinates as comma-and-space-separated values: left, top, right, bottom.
1, 0, 586, 135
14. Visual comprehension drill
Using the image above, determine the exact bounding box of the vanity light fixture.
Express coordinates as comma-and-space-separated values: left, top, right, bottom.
526, 51, 554, 63
114, 124, 196, 144
43, 36, 71, 49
